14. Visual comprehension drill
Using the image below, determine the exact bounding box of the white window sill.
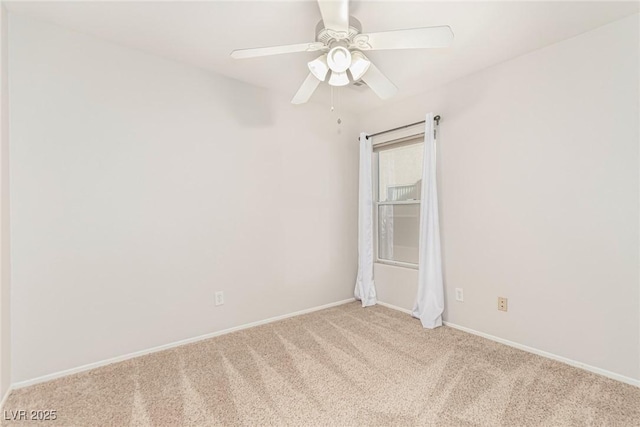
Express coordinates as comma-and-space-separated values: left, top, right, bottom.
375, 260, 419, 270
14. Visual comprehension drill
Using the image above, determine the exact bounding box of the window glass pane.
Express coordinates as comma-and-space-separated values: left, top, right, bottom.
378, 142, 424, 202
378, 204, 420, 264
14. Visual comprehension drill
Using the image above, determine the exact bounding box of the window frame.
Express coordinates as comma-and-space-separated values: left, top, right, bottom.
372, 135, 424, 270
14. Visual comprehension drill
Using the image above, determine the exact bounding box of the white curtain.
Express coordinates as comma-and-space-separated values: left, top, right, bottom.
412, 113, 444, 328
354, 132, 377, 307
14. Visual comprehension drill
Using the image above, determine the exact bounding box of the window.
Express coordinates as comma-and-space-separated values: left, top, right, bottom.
374, 139, 423, 267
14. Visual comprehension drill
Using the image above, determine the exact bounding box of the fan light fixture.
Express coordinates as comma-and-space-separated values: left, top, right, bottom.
308, 55, 329, 81
312, 47, 362, 87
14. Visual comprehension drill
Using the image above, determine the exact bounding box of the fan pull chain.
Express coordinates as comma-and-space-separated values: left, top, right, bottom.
330, 86, 334, 112
330, 86, 342, 125
336, 87, 342, 125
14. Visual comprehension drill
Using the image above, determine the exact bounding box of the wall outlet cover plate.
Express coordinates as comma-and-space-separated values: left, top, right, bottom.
498, 297, 508, 312
215, 291, 224, 306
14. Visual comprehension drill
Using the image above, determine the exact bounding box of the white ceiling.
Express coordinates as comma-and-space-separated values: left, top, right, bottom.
6, 1, 639, 112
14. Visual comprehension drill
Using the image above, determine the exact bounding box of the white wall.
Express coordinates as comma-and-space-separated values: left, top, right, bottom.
9, 15, 359, 383
361, 15, 640, 381
0, 4, 11, 398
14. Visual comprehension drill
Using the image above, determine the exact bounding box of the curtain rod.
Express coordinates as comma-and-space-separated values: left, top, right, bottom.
365, 115, 441, 140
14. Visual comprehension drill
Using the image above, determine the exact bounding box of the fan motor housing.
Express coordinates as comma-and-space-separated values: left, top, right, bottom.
315, 17, 362, 46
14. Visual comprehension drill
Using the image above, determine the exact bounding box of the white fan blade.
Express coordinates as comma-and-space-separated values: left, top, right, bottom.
291, 74, 321, 104
317, 0, 349, 33
360, 63, 397, 100
231, 42, 326, 59
353, 26, 454, 51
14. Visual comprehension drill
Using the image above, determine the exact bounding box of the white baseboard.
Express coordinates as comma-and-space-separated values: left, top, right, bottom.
377, 301, 639, 388
0, 385, 13, 410
13, 298, 356, 390
377, 301, 413, 315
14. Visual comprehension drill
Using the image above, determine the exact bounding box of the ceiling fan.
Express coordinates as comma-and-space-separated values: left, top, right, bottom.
230, 0, 453, 105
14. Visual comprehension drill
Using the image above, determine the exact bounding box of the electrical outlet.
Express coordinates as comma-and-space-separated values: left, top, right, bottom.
455, 288, 464, 302
215, 291, 224, 306
498, 297, 508, 312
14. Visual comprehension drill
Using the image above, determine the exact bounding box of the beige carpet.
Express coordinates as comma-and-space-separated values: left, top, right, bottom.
3, 303, 639, 426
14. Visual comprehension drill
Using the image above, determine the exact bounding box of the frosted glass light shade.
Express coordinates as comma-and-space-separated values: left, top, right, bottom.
308, 55, 329, 81
349, 51, 371, 81
328, 71, 350, 86
327, 46, 352, 73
